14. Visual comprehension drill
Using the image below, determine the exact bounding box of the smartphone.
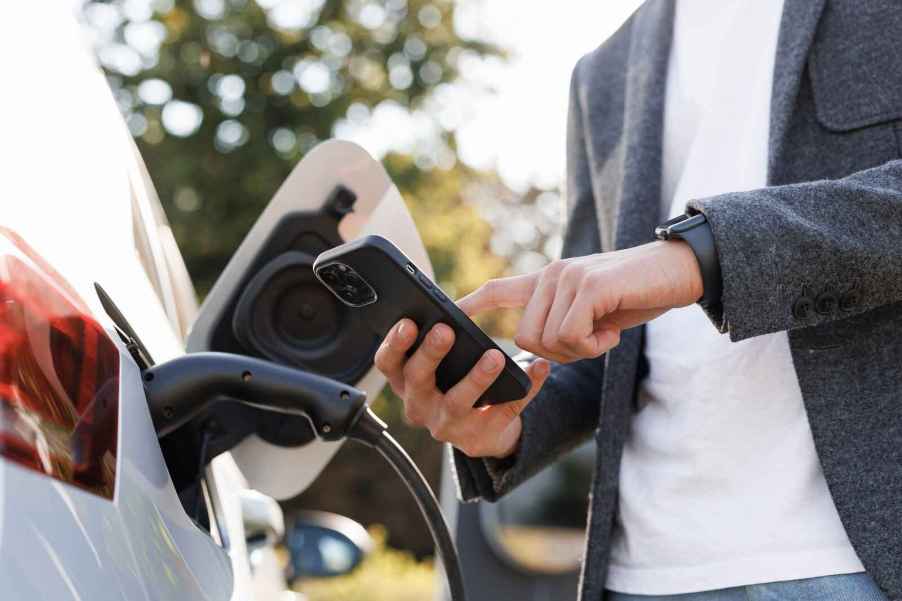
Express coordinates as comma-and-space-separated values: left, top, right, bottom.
313, 235, 530, 405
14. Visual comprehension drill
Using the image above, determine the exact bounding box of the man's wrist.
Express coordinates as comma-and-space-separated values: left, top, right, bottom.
655, 212, 723, 309
663, 239, 704, 304
489, 417, 523, 460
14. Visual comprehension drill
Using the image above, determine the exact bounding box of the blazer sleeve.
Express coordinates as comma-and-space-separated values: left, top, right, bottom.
452, 59, 605, 503
688, 159, 902, 341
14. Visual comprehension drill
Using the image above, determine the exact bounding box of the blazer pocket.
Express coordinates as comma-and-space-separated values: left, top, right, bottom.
808, 0, 902, 135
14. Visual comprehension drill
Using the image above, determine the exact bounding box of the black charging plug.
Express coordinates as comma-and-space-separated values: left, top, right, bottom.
142, 352, 367, 439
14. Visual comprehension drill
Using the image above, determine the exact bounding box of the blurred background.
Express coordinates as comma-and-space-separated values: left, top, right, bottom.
77, 0, 641, 598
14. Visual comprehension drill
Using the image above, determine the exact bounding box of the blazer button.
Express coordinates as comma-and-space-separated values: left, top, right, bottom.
793, 296, 814, 320
840, 289, 860, 312
815, 292, 838, 315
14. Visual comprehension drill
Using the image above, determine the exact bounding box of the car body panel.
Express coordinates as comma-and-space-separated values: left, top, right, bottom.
0, 341, 233, 601
0, 4, 236, 600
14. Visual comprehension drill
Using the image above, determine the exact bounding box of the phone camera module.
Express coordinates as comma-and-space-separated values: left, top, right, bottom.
317, 263, 377, 307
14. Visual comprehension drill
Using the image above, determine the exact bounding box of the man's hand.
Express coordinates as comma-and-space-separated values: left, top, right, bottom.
458, 240, 703, 363
372, 240, 699, 459
374, 319, 550, 459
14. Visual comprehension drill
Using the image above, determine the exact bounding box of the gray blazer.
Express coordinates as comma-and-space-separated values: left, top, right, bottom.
453, 1, 902, 599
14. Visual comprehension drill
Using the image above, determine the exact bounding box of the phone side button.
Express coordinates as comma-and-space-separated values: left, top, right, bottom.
417, 273, 433, 290
432, 288, 447, 302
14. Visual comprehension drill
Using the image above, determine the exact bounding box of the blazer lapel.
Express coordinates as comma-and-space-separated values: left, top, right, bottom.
581, 8, 677, 600
768, 0, 827, 185
595, 1, 674, 431
605, 0, 675, 251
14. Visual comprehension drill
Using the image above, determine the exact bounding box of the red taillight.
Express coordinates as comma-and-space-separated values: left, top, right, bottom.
0, 227, 119, 499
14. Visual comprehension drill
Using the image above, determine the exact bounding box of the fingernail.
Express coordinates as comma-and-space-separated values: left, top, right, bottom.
431, 325, 449, 345
481, 351, 500, 372
397, 321, 408, 339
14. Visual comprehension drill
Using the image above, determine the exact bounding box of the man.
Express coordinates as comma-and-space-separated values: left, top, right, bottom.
375, 1, 902, 599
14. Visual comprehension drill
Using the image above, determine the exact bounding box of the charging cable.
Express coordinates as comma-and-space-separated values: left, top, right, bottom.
144, 352, 467, 601
349, 408, 466, 601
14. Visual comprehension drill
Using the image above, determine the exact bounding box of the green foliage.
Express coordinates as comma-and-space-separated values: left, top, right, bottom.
296, 526, 435, 601
84, 0, 501, 293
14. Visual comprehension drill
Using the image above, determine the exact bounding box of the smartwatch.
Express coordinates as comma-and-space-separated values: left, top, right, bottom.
654, 212, 722, 309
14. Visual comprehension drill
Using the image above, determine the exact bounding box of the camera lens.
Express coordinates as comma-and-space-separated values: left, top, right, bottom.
344, 272, 365, 287
319, 267, 340, 284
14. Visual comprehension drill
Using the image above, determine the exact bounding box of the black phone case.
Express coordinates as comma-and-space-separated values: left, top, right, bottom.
313, 235, 530, 405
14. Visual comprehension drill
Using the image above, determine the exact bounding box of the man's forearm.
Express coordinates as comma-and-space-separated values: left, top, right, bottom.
688, 159, 902, 341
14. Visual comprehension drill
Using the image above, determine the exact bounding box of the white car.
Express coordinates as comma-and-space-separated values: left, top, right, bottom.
0, 5, 434, 600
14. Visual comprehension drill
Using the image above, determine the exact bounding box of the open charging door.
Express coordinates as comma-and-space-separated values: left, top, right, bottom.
188, 140, 432, 500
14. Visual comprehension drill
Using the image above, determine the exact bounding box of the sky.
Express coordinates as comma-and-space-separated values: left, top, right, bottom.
340, 0, 644, 193
453, 0, 643, 191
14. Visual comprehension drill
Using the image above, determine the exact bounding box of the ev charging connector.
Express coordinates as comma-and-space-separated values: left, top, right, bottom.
143, 352, 467, 601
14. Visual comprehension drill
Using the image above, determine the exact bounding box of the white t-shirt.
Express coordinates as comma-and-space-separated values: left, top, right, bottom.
606, 0, 864, 594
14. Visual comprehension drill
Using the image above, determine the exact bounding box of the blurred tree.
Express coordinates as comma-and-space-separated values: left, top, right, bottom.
81, 0, 562, 557
82, 0, 500, 293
